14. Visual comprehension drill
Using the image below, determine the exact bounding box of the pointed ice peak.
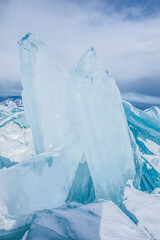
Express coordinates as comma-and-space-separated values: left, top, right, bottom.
86, 47, 97, 57
21, 32, 32, 41
145, 106, 160, 120
79, 47, 97, 64
76, 47, 104, 75
18, 32, 44, 51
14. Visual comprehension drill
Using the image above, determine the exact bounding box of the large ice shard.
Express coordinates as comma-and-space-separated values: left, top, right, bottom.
69, 48, 135, 203
0, 33, 83, 216
0, 148, 81, 216
18, 33, 74, 154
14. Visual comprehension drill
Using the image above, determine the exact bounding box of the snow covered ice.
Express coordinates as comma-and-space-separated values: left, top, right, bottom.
123, 101, 160, 192
124, 183, 160, 240
23, 201, 149, 240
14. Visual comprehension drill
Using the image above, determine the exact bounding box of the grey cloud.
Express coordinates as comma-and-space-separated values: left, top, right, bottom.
0, 0, 160, 100
118, 76, 160, 97
0, 79, 22, 95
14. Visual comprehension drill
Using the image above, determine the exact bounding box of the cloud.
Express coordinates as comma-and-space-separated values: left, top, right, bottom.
0, 0, 160, 99
122, 92, 160, 105
0, 79, 22, 95
118, 76, 160, 97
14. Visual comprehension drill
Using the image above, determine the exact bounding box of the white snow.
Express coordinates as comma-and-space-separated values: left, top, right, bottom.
0, 121, 35, 163
138, 137, 160, 172
124, 183, 160, 240
145, 106, 160, 120
138, 138, 160, 157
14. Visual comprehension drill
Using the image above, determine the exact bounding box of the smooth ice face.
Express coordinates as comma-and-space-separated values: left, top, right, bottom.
67, 161, 95, 204
0, 145, 82, 217
69, 48, 135, 203
18, 33, 73, 154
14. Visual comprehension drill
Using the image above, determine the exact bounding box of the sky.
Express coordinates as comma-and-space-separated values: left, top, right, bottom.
0, 0, 160, 104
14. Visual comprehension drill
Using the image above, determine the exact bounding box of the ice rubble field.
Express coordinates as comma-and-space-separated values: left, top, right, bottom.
0, 98, 160, 240
0, 33, 160, 239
